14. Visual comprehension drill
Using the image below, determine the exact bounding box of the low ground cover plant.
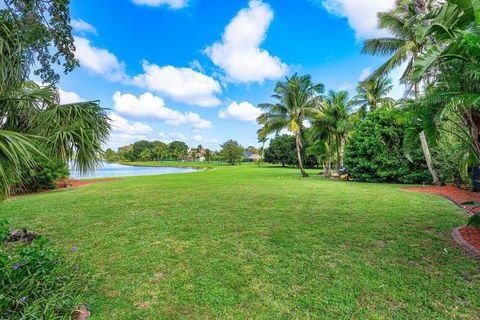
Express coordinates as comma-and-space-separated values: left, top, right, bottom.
0, 222, 89, 319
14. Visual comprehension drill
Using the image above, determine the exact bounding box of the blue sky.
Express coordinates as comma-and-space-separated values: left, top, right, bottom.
58, 0, 399, 150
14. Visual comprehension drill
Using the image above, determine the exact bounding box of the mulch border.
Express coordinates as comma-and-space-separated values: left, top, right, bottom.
403, 185, 480, 261
452, 227, 480, 260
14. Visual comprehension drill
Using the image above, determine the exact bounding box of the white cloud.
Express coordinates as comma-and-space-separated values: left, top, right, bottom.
205, 0, 288, 84
109, 112, 154, 135
358, 67, 372, 81
338, 81, 354, 91
319, 0, 395, 39
159, 132, 187, 142
132, 0, 188, 9
71, 19, 97, 35
58, 88, 83, 104
192, 135, 203, 142
218, 101, 262, 122
113, 91, 212, 130
74, 36, 128, 82
133, 62, 222, 107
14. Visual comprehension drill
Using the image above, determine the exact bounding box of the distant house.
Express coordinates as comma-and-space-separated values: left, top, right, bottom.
243, 150, 262, 162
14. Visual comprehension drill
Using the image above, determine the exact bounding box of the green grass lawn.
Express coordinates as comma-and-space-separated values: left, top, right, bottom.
1, 164, 479, 319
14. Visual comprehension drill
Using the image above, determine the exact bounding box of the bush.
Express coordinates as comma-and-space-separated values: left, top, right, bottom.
345, 107, 431, 184
13, 158, 69, 193
0, 222, 89, 319
220, 140, 244, 165
264, 133, 319, 168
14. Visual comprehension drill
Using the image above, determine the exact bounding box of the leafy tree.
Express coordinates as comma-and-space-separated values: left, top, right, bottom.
168, 141, 189, 160
117, 145, 135, 162
220, 140, 244, 165
345, 107, 431, 184
151, 141, 168, 160
0, 11, 111, 195
204, 149, 213, 162
105, 149, 119, 162
3, 0, 78, 84
362, 0, 441, 185
258, 73, 324, 177
132, 140, 152, 159
139, 149, 153, 161
264, 134, 295, 167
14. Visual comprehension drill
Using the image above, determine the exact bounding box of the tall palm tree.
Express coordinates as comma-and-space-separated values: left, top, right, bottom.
312, 91, 353, 176
411, 0, 480, 163
257, 74, 324, 177
362, 0, 441, 185
0, 13, 111, 195
354, 76, 395, 116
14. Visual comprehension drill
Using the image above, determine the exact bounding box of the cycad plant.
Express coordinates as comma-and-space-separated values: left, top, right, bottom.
257, 74, 324, 177
0, 11, 110, 195
362, 0, 441, 185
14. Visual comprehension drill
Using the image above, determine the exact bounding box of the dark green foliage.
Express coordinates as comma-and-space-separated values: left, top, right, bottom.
220, 140, 244, 165
264, 134, 295, 167
132, 140, 153, 159
168, 141, 189, 160
3, 0, 78, 84
264, 133, 319, 168
345, 107, 432, 184
16, 158, 69, 192
104, 148, 119, 162
468, 213, 480, 229
0, 222, 89, 319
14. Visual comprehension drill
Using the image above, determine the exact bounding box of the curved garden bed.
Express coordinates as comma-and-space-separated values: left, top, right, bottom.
404, 185, 480, 260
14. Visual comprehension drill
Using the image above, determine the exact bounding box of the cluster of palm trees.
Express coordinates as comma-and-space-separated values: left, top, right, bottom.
0, 9, 111, 195
257, 73, 394, 178
258, 0, 480, 184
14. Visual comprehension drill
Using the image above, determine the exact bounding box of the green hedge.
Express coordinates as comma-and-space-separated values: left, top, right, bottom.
345, 107, 431, 184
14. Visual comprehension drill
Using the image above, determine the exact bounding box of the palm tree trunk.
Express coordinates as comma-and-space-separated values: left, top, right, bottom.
325, 138, 332, 177
336, 135, 342, 176
295, 132, 308, 178
339, 135, 346, 168
415, 83, 441, 186
466, 110, 480, 161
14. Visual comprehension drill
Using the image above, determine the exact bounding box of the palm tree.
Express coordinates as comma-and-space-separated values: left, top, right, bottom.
257, 74, 324, 177
258, 136, 269, 166
411, 0, 480, 163
362, 0, 441, 185
312, 91, 353, 176
354, 76, 395, 116
0, 13, 111, 195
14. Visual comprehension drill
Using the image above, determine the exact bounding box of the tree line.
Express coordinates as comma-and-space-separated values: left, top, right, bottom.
259, 0, 480, 187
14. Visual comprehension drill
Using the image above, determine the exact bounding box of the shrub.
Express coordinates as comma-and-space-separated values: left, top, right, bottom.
345, 107, 431, 184
220, 140, 244, 165
13, 158, 69, 193
0, 222, 89, 319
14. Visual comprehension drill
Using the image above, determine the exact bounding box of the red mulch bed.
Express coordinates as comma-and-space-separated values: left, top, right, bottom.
10, 178, 119, 198
403, 185, 480, 258
402, 185, 480, 214
459, 226, 480, 249
58, 178, 119, 189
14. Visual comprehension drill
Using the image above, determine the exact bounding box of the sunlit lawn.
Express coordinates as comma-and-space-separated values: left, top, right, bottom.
1, 164, 479, 319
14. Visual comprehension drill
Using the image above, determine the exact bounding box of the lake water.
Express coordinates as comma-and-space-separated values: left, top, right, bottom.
69, 162, 198, 179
